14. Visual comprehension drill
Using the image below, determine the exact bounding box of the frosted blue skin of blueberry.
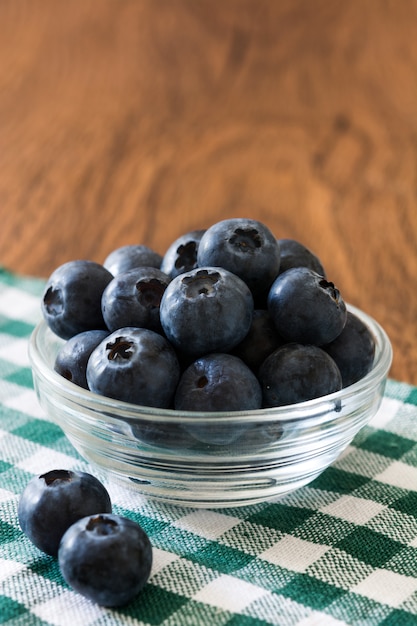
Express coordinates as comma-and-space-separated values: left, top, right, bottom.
42, 260, 113, 340
175, 353, 262, 445
18, 470, 112, 557
103, 244, 162, 276
126, 418, 195, 449
54, 329, 109, 389
277, 238, 326, 277
58, 513, 152, 607
101, 267, 171, 333
267, 267, 347, 346
86, 327, 180, 408
323, 311, 376, 387
175, 353, 262, 412
259, 343, 342, 407
231, 309, 285, 374
197, 218, 281, 299
160, 266, 254, 357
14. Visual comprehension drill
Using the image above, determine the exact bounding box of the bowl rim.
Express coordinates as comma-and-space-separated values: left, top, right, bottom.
29, 303, 393, 425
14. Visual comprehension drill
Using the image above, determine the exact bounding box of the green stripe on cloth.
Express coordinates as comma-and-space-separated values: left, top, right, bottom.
1, 268, 417, 625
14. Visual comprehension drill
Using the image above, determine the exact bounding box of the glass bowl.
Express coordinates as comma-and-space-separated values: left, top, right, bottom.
28, 305, 392, 508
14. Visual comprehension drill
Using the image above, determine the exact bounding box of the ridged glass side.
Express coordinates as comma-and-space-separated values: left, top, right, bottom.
29, 305, 392, 507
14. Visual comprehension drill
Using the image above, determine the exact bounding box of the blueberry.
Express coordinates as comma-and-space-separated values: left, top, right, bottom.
277, 238, 326, 277
267, 267, 347, 345
103, 244, 162, 276
231, 309, 286, 373
126, 418, 194, 449
175, 353, 262, 413
58, 513, 152, 607
18, 469, 112, 556
160, 267, 254, 357
175, 353, 262, 444
160, 229, 206, 279
323, 311, 376, 387
197, 218, 280, 299
259, 343, 342, 407
236, 420, 284, 448
42, 260, 113, 340
54, 330, 109, 389
87, 327, 180, 408
101, 267, 171, 333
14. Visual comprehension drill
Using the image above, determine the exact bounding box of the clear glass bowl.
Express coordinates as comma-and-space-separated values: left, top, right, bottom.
29, 305, 392, 508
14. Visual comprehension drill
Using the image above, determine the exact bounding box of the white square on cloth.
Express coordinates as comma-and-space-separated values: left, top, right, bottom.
0, 286, 42, 324
150, 547, 181, 577
321, 495, 386, 525
375, 461, 417, 491
0, 558, 26, 583
0, 335, 32, 366
193, 574, 269, 612
172, 510, 242, 540
259, 535, 330, 572
0, 487, 16, 503
17, 448, 79, 475
296, 613, 348, 626
32, 591, 104, 626
369, 397, 403, 429
3, 388, 46, 419
352, 568, 417, 607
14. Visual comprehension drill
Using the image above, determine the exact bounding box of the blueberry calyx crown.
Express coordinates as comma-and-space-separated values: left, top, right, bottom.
43, 287, 63, 316
196, 375, 208, 388
136, 278, 165, 309
182, 269, 220, 297
319, 278, 342, 304
229, 227, 262, 252
175, 241, 198, 271
106, 338, 135, 361
41, 469, 72, 485
86, 515, 118, 536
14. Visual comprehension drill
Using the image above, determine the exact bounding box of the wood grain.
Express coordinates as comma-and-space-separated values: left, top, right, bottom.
0, 0, 416, 384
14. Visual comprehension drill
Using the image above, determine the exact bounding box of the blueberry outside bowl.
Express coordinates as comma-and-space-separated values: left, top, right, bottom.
28, 305, 392, 508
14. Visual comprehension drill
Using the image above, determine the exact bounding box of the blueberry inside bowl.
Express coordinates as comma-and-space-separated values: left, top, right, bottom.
29, 305, 392, 508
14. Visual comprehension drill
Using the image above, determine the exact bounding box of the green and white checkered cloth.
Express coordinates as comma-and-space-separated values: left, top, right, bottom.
1, 267, 417, 626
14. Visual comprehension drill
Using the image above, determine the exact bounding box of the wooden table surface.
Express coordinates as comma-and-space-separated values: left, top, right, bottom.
0, 0, 416, 385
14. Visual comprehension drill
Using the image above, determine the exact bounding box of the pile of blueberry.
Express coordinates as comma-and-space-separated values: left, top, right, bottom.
18, 469, 152, 607
43, 217, 375, 415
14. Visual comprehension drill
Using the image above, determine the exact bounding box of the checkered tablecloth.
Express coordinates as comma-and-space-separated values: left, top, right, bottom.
1, 267, 417, 626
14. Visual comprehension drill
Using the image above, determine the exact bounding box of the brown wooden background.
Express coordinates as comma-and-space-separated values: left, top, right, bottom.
0, 0, 416, 384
